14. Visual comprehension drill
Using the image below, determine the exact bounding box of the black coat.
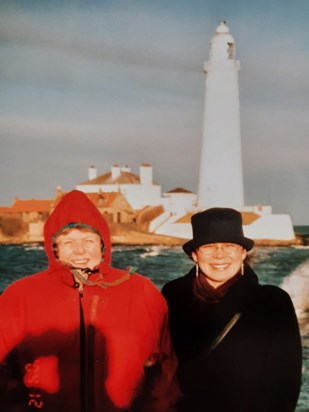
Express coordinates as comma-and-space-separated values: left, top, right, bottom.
162, 264, 302, 412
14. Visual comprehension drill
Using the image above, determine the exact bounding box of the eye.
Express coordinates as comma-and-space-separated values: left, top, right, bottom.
225, 244, 239, 253
199, 245, 215, 254
226, 244, 238, 249
85, 239, 95, 244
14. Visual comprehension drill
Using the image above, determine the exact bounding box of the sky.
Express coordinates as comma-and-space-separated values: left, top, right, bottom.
0, 0, 308, 224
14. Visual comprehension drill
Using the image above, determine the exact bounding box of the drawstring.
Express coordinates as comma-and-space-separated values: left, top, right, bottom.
70, 267, 131, 296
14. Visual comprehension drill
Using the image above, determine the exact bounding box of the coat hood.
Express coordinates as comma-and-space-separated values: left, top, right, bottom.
44, 190, 112, 270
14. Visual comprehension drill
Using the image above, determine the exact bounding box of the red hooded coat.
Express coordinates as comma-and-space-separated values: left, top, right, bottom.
0, 190, 179, 411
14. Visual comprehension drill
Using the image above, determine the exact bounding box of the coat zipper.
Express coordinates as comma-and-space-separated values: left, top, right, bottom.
78, 290, 100, 412
79, 293, 88, 412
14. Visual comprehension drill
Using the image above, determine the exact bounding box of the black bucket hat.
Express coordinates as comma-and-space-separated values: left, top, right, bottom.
183, 207, 254, 256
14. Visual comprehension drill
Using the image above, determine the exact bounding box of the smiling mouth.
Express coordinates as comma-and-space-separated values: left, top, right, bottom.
210, 264, 230, 271
71, 259, 89, 266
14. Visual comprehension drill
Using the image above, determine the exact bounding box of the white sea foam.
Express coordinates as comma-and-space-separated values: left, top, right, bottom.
140, 246, 162, 258
24, 244, 44, 251
281, 259, 309, 335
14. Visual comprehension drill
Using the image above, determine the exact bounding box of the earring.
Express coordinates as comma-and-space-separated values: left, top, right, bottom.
241, 263, 244, 276
195, 263, 199, 278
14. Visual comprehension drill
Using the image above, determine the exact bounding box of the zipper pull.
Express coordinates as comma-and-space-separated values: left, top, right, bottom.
73, 281, 83, 296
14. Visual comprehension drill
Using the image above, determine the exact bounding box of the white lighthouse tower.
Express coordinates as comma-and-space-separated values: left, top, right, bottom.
150, 21, 295, 244
198, 21, 244, 209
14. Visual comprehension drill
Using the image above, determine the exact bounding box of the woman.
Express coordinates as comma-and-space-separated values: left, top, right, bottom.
0, 190, 179, 412
162, 207, 302, 412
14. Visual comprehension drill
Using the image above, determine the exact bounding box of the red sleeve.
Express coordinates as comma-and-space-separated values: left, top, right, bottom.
0, 283, 27, 404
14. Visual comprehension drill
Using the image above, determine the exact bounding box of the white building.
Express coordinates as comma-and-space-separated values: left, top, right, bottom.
162, 188, 197, 213
76, 164, 162, 210
76, 161, 295, 242
77, 164, 198, 213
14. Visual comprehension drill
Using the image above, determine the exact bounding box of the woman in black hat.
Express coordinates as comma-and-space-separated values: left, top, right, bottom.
162, 208, 302, 412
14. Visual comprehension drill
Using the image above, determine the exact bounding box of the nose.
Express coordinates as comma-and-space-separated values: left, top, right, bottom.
213, 245, 225, 258
73, 241, 86, 254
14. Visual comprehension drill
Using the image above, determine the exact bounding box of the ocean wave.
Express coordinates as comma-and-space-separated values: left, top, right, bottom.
281, 259, 309, 335
23, 244, 44, 251
139, 246, 162, 258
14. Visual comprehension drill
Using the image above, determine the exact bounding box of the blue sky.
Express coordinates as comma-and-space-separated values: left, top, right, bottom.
1, 0, 308, 224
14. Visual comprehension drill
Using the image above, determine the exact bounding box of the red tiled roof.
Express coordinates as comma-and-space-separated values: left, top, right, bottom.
0, 207, 11, 214
79, 171, 140, 185
241, 212, 260, 225
167, 187, 194, 194
85, 192, 119, 207
10, 199, 53, 213
0, 190, 130, 215
174, 211, 260, 225
175, 212, 194, 223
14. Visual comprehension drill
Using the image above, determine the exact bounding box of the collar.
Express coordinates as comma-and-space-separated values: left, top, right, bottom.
194, 271, 242, 304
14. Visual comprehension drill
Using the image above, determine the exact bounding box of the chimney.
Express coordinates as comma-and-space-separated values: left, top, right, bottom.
140, 163, 153, 185
111, 164, 121, 180
55, 186, 62, 198
88, 165, 97, 180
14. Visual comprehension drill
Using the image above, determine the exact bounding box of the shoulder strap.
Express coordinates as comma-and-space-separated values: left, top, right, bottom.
207, 312, 242, 355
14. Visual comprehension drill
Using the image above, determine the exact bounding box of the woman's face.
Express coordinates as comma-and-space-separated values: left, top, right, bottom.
192, 242, 246, 288
55, 228, 102, 269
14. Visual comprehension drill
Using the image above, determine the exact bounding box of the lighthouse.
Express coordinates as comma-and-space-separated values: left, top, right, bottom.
198, 21, 244, 209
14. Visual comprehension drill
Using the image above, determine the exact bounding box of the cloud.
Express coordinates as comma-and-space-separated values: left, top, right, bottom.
239, 29, 308, 105
0, 1, 309, 223
0, 6, 205, 80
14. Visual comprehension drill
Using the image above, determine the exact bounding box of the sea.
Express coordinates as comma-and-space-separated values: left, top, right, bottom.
0, 232, 308, 410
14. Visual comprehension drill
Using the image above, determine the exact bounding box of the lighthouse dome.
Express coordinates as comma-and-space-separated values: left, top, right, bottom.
212, 20, 234, 43
216, 20, 230, 34
209, 21, 236, 62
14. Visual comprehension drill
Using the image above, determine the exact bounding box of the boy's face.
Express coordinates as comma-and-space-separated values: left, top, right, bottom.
55, 228, 102, 269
